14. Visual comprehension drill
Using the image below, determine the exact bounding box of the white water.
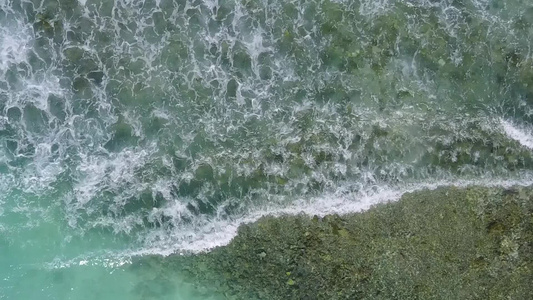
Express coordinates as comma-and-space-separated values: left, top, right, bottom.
501, 118, 533, 150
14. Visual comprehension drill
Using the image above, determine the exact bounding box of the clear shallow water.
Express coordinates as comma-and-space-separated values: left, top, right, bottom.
1, 0, 533, 298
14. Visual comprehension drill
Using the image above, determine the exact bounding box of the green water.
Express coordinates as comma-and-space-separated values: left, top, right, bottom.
1, 0, 533, 298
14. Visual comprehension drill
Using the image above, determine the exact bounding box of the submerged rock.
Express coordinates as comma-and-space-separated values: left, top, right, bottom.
139, 185, 533, 299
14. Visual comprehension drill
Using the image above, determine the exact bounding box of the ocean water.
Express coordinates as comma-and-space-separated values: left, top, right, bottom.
1, 0, 533, 298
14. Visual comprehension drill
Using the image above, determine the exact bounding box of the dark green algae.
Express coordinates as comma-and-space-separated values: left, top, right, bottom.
133, 185, 533, 299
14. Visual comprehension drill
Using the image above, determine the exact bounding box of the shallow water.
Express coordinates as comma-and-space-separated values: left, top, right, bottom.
1, 0, 533, 298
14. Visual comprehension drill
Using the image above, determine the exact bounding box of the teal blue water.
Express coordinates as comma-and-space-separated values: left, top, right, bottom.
1, 0, 533, 298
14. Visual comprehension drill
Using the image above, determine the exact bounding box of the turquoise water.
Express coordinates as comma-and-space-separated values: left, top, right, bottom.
1, 0, 533, 298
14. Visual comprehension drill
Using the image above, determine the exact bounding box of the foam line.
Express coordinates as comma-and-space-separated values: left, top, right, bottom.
48, 175, 533, 270
500, 118, 533, 150
149, 176, 533, 255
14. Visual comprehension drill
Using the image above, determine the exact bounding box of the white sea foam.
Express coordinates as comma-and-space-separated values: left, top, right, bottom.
73, 144, 156, 207
359, 0, 393, 16
21, 76, 64, 111
0, 22, 31, 73
500, 118, 533, 150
